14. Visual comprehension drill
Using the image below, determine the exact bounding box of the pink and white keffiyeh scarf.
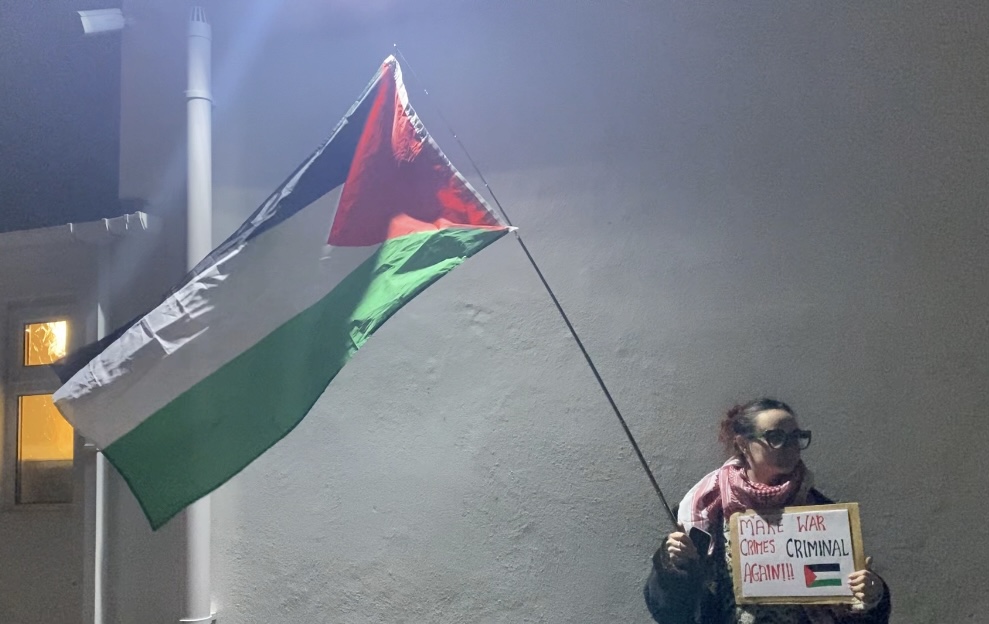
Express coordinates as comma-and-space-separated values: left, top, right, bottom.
676, 456, 814, 540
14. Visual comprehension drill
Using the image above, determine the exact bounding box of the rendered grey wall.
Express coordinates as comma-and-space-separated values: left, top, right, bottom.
117, 1, 988, 622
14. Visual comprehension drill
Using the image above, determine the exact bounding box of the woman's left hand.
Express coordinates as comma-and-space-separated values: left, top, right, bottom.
848, 557, 884, 609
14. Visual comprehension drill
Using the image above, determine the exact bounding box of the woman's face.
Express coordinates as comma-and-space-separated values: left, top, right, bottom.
736, 408, 802, 483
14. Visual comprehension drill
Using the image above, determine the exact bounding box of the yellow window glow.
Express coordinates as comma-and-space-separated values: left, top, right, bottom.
17, 394, 74, 504
23, 320, 68, 366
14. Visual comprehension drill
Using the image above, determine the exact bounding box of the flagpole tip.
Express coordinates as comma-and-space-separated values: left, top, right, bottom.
189, 5, 211, 38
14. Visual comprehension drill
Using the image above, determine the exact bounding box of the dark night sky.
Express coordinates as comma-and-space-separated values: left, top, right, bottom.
0, 1, 122, 233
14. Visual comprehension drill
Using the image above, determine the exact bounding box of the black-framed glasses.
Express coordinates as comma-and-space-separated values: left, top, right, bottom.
749, 428, 812, 450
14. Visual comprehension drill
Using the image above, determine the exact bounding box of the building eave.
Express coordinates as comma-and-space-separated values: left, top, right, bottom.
0, 212, 159, 250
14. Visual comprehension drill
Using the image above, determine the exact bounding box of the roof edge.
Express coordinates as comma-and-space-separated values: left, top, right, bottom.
0, 212, 161, 249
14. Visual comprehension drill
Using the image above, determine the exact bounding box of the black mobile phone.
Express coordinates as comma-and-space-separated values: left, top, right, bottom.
688, 527, 711, 558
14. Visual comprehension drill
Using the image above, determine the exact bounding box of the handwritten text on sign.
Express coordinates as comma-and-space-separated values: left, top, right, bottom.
730, 505, 858, 601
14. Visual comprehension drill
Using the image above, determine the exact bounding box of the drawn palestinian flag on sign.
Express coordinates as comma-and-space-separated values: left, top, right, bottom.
804, 563, 843, 587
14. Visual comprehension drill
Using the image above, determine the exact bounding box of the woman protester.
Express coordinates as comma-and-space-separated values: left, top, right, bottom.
644, 398, 891, 624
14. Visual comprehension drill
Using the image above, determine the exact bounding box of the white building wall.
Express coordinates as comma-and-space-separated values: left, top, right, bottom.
0, 218, 169, 624
115, 1, 988, 622
0, 240, 94, 624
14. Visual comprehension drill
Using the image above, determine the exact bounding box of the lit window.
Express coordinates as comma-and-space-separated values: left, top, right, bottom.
16, 394, 74, 504
23, 321, 68, 366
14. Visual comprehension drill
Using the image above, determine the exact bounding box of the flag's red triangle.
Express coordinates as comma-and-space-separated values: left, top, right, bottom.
803, 565, 817, 587
329, 59, 503, 247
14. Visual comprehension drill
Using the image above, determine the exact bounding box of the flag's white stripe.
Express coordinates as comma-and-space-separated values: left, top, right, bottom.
55, 187, 378, 448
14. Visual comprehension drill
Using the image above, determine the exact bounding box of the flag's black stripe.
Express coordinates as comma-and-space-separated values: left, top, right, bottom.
52, 62, 384, 384
212, 65, 380, 253
807, 563, 841, 573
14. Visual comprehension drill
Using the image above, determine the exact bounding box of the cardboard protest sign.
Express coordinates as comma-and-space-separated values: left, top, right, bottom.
729, 503, 865, 605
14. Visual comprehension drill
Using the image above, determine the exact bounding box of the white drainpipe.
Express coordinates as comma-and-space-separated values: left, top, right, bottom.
181, 6, 214, 624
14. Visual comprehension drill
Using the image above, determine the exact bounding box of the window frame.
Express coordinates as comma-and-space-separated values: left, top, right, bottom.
2, 300, 83, 511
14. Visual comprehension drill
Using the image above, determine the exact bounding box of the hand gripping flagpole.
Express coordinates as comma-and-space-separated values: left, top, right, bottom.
393, 47, 678, 529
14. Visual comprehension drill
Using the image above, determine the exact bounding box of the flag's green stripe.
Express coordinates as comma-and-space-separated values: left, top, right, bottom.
810, 579, 843, 587
103, 226, 507, 529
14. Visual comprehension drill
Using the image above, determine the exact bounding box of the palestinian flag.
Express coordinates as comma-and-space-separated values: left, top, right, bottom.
52, 56, 510, 530
804, 563, 843, 587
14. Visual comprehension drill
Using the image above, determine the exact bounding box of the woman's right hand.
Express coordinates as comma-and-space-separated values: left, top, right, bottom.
666, 527, 699, 570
